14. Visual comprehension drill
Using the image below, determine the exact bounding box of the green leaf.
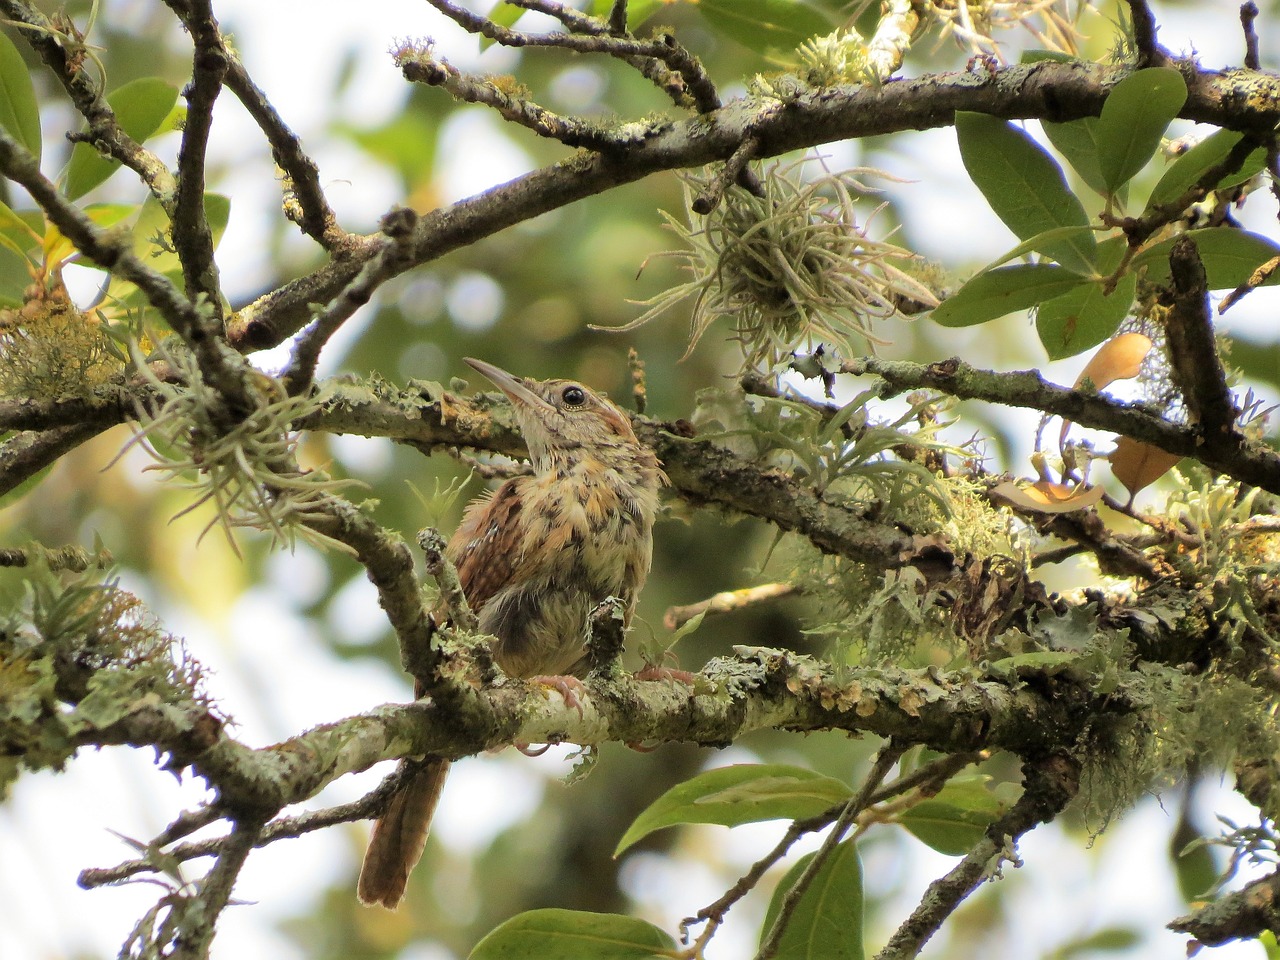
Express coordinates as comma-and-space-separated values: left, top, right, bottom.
469, 909, 676, 960
1134, 228, 1280, 290
1041, 119, 1108, 197
1095, 68, 1187, 193
109, 192, 230, 308
0, 30, 41, 164
614, 764, 852, 856
896, 777, 1008, 856
1036, 235, 1136, 359
932, 264, 1091, 327
1146, 129, 1268, 212
760, 842, 864, 960
955, 112, 1097, 274
697, 0, 835, 56
64, 78, 179, 200
1227, 336, 1280, 398
983, 225, 1104, 274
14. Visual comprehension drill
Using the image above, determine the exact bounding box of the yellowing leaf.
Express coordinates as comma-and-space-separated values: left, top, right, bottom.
1074, 332, 1152, 390
1110, 437, 1181, 497
990, 480, 1105, 514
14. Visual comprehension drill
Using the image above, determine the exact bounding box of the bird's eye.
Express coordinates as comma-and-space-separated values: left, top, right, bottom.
561, 385, 586, 407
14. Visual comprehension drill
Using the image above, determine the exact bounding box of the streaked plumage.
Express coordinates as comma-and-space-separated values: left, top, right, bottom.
358, 358, 664, 908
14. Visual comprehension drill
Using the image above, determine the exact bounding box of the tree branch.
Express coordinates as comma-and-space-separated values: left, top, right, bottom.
1170, 869, 1280, 947
840, 356, 1280, 497
1164, 235, 1239, 447
226, 58, 1280, 353
0, 0, 176, 204
873, 754, 1081, 960
162, 0, 227, 319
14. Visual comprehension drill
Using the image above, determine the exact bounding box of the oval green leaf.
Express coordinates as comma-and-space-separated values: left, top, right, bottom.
0, 30, 40, 164
64, 78, 179, 200
983, 225, 1104, 275
1096, 68, 1187, 193
1041, 118, 1108, 197
1133, 228, 1280, 290
108, 192, 230, 308
955, 112, 1097, 274
932, 264, 1091, 327
698, 0, 835, 56
896, 777, 1008, 856
1146, 128, 1268, 212
761, 842, 864, 960
469, 909, 676, 960
1036, 236, 1136, 359
614, 764, 852, 856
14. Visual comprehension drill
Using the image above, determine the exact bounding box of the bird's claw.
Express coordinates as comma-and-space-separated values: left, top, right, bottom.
633, 665, 697, 686
530, 674, 587, 718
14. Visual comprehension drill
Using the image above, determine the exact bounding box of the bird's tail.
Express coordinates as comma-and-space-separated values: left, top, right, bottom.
357, 757, 451, 908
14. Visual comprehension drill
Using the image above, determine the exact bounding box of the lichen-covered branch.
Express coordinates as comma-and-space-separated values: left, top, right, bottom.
161, 0, 227, 318
1170, 869, 1280, 947
281, 208, 420, 395
0, 0, 177, 204
226, 58, 1280, 353
841, 355, 1280, 497
0, 127, 257, 418
1164, 235, 1239, 445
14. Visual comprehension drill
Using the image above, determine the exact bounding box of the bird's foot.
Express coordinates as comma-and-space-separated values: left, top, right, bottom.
516, 742, 552, 757
529, 674, 587, 718
633, 665, 697, 686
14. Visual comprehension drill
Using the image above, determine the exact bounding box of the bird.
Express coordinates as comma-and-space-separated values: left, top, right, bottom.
357, 357, 666, 909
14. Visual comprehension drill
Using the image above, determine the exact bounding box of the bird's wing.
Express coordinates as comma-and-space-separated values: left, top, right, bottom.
447, 477, 524, 615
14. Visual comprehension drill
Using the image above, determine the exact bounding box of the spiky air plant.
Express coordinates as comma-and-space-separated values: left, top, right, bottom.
120, 341, 358, 555
608, 162, 939, 375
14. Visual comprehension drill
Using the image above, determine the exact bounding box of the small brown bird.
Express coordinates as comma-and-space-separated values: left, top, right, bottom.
357, 357, 665, 909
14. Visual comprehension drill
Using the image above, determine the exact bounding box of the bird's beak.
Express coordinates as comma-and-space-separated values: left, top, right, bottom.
464, 358, 556, 414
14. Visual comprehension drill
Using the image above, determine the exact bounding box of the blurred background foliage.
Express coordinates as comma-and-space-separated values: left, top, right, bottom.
2, 0, 1277, 958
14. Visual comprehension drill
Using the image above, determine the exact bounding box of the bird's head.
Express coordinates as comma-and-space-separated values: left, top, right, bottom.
464, 358, 648, 474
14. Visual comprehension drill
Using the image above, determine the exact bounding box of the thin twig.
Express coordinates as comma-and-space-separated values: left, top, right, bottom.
1125, 0, 1166, 67
163, 0, 227, 321
0, 0, 176, 204
417, 526, 476, 632
872, 755, 1080, 960
756, 743, 905, 960
867, 751, 986, 807
664, 582, 799, 630
693, 135, 760, 214
429, 0, 720, 113
79, 769, 409, 889
840, 355, 1280, 498
1164, 235, 1238, 445
222, 54, 343, 248
0, 543, 113, 571
1240, 2, 1261, 71
396, 46, 621, 150
1218, 253, 1279, 314
281, 208, 419, 395
170, 816, 265, 960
